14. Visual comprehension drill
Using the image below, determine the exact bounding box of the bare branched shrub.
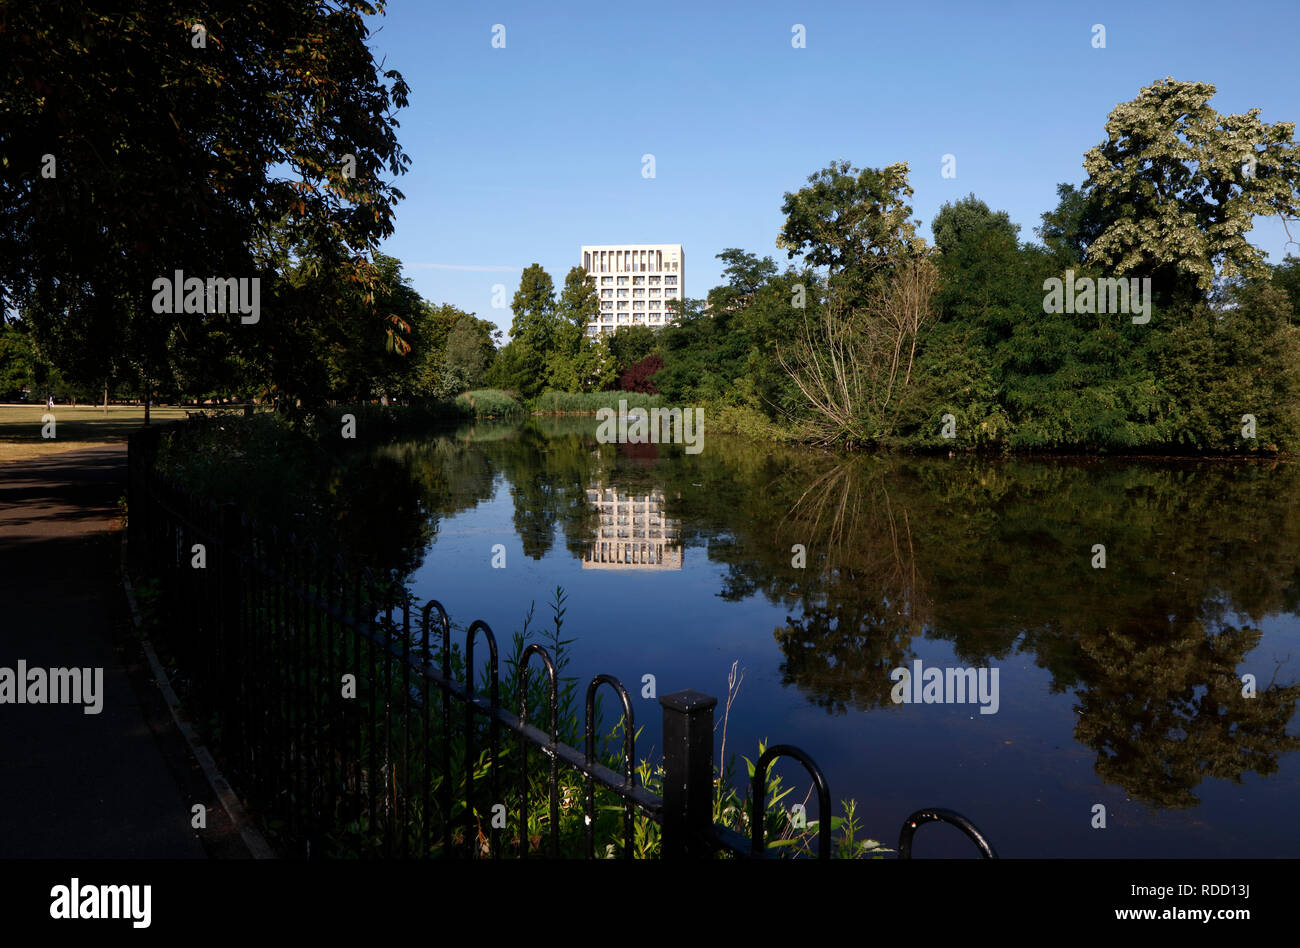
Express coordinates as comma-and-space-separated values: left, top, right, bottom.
778, 247, 938, 445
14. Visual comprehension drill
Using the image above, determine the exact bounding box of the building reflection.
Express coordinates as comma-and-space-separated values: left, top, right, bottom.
581, 485, 683, 570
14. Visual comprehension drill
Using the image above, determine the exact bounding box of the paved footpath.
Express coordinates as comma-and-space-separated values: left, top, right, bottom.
0, 445, 212, 858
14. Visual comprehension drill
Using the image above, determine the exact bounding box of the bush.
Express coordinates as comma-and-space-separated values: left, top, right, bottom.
618, 354, 664, 393
531, 390, 664, 413
456, 388, 526, 418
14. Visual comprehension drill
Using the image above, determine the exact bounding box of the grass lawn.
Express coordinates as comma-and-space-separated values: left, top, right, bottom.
0, 404, 219, 462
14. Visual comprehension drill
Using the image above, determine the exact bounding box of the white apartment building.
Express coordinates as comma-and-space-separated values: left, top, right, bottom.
581, 244, 683, 337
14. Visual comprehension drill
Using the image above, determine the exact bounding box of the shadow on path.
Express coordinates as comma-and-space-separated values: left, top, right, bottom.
0, 447, 208, 858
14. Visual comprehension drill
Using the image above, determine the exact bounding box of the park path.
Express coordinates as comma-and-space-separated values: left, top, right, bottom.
0, 445, 207, 858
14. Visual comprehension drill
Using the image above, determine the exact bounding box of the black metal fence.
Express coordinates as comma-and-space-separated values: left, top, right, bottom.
127, 423, 997, 859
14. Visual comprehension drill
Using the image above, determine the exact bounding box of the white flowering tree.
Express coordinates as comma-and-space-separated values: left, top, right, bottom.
1081, 78, 1300, 306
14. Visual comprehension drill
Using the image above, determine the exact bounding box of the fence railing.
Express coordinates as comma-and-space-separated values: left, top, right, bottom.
126, 423, 997, 859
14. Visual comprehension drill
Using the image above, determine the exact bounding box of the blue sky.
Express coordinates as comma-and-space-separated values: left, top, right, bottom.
364, 0, 1300, 337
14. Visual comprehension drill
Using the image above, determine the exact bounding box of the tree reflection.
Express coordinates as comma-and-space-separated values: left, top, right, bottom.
383, 423, 1300, 810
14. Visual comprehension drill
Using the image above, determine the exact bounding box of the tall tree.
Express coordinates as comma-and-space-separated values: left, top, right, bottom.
930, 193, 1020, 256
1271, 255, 1300, 324
440, 314, 497, 395
546, 266, 602, 392
324, 253, 425, 403
777, 160, 922, 303
485, 340, 545, 398
607, 325, 657, 375
409, 302, 476, 398
0, 318, 42, 399
1036, 183, 1095, 264
707, 249, 779, 315
1, 1, 411, 416
1079, 77, 1300, 307
509, 264, 558, 354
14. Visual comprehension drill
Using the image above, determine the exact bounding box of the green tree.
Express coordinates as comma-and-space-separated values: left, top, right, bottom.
707, 249, 779, 314
777, 160, 922, 303
1080, 77, 1300, 307
1151, 278, 1300, 452
510, 264, 558, 354
930, 193, 1019, 256
441, 314, 497, 395
408, 303, 476, 398
0, 318, 42, 399
1272, 255, 1300, 324
325, 253, 426, 403
775, 162, 937, 442
607, 325, 657, 376
485, 340, 545, 398
1036, 182, 1095, 265
546, 267, 601, 392
0, 1, 411, 417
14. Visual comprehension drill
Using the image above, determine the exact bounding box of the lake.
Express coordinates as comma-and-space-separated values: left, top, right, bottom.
361, 417, 1300, 858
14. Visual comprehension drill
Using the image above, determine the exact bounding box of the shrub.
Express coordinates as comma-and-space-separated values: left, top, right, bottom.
618, 354, 663, 393
532, 390, 664, 413
456, 389, 526, 418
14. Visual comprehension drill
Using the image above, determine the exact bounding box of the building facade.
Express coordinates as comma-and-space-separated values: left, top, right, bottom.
580, 244, 683, 337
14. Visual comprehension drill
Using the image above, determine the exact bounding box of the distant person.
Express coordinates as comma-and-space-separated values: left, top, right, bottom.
46, 395, 53, 411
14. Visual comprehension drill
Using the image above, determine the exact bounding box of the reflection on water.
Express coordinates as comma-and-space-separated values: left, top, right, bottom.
582, 486, 682, 570
342, 417, 1300, 856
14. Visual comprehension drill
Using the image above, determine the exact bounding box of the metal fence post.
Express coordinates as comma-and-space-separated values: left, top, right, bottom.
217, 503, 243, 763
659, 689, 717, 859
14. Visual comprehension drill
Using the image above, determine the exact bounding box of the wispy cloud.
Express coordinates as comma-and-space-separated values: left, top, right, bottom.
406, 262, 520, 273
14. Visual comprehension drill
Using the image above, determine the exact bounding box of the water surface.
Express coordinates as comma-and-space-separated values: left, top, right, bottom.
354, 418, 1300, 857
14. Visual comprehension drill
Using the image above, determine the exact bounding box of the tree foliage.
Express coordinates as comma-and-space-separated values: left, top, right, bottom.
778, 160, 922, 302
931, 193, 1019, 256
1080, 77, 1300, 306
440, 314, 498, 396
509, 264, 557, 354
0, 1, 411, 411
618, 353, 663, 393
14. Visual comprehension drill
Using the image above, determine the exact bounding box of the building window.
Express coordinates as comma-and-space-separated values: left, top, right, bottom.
649, 288, 660, 297
649, 276, 660, 286
601, 289, 613, 299
633, 289, 645, 298
665, 276, 677, 286
601, 277, 613, 286
617, 277, 628, 286
633, 301, 645, 309
633, 276, 645, 286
